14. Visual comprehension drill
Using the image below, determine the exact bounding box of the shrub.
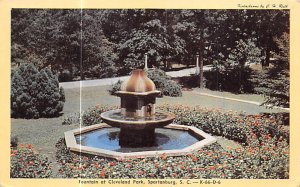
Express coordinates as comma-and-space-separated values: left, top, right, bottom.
62, 105, 118, 126
204, 66, 254, 93
161, 80, 182, 97
107, 80, 122, 96
11, 144, 52, 178
84, 63, 117, 79
58, 69, 73, 82
11, 63, 65, 119
147, 69, 182, 97
10, 136, 18, 147
158, 104, 289, 144
62, 113, 80, 126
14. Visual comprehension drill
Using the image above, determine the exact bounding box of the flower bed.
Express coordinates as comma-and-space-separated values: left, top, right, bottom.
158, 104, 289, 144
56, 104, 289, 179
10, 144, 52, 178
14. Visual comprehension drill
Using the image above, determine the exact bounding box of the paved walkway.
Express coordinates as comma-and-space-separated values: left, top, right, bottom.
59, 67, 213, 89
192, 91, 289, 111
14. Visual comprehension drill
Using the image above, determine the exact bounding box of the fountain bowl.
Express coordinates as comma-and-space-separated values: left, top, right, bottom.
100, 109, 176, 130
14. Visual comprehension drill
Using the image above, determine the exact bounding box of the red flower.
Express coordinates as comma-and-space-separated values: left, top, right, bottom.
209, 166, 215, 170
109, 162, 115, 166
172, 173, 177, 177
160, 153, 167, 160
191, 156, 198, 162
100, 171, 105, 177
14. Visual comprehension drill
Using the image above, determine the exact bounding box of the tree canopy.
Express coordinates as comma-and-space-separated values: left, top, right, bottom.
11, 9, 289, 107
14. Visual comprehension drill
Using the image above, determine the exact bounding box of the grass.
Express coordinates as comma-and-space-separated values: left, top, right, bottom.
11, 85, 287, 177
192, 88, 265, 103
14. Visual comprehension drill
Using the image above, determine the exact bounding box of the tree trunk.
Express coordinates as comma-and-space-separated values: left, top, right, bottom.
265, 47, 270, 67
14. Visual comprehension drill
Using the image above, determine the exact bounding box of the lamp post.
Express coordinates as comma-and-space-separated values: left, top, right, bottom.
199, 51, 204, 89
144, 53, 148, 70
195, 52, 200, 75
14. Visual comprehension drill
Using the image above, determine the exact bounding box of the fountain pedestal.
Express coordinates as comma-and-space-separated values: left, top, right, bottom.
119, 128, 155, 147
100, 69, 175, 148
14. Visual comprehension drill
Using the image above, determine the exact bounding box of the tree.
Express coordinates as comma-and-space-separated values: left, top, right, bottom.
11, 9, 81, 75
82, 10, 118, 79
11, 63, 65, 118
251, 32, 289, 107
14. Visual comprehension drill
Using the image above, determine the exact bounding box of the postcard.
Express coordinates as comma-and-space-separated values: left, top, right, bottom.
0, 0, 299, 187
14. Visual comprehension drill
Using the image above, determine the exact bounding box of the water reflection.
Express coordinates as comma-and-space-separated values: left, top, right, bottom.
76, 128, 203, 153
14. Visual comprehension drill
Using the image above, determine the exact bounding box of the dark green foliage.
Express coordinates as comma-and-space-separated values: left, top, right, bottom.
204, 66, 254, 93
146, 69, 182, 97
11, 9, 289, 85
251, 32, 289, 108
11, 63, 65, 119
58, 70, 73, 82
11, 145, 52, 178
11, 9, 117, 80
10, 136, 18, 147
84, 63, 117, 79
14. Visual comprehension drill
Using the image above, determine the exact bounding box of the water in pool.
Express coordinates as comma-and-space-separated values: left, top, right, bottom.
75, 127, 203, 153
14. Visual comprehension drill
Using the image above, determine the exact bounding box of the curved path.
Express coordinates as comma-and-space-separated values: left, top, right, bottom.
59, 67, 213, 89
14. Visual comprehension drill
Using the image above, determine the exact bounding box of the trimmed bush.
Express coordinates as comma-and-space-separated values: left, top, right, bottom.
11, 63, 65, 119
146, 69, 182, 97
11, 144, 52, 178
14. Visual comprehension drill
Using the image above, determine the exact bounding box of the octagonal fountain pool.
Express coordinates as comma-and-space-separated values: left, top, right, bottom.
64, 69, 216, 159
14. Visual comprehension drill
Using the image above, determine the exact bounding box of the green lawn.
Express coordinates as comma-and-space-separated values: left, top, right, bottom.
11, 85, 287, 177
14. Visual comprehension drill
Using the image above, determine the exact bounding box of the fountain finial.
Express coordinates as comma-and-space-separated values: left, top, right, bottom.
144, 53, 148, 70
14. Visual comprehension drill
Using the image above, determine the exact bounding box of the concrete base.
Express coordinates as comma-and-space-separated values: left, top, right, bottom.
64, 123, 217, 159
